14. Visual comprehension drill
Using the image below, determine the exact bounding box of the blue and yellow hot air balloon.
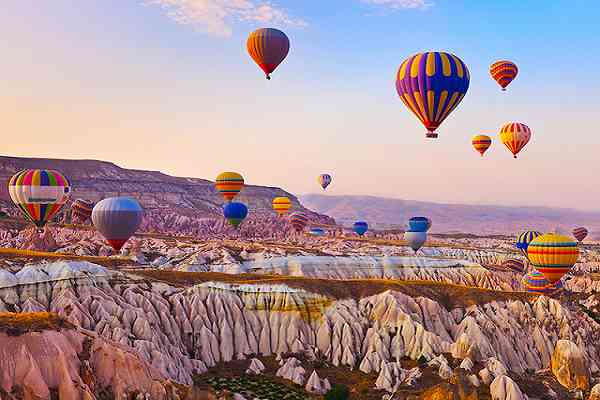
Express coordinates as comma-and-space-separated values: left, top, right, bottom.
289, 212, 308, 233
8, 169, 71, 229
215, 172, 244, 202
223, 202, 248, 228
353, 221, 368, 236
527, 233, 579, 284
516, 230, 542, 258
396, 52, 470, 138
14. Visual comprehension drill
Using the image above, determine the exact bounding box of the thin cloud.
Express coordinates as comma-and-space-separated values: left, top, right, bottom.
360, 0, 432, 10
146, 0, 307, 37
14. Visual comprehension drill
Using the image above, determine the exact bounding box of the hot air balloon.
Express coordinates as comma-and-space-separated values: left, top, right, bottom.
223, 202, 248, 228
318, 174, 332, 190
501, 258, 525, 274
500, 122, 531, 159
289, 212, 308, 233
404, 231, 427, 253
527, 233, 579, 284
309, 227, 325, 237
247, 28, 290, 80
490, 61, 518, 91
71, 198, 94, 223
408, 217, 431, 232
516, 230, 542, 258
215, 172, 244, 202
472, 135, 492, 157
272, 196, 292, 216
521, 270, 550, 294
353, 221, 368, 236
92, 197, 143, 252
573, 227, 588, 243
8, 169, 71, 229
396, 52, 470, 139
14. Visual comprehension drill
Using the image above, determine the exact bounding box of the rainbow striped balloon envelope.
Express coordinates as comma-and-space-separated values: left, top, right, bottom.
215, 172, 244, 202
289, 212, 308, 233
8, 169, 71, 228
395, 51, 470, 138
527, 233, 579, 284
521, 270, 550, 293
272, 196, 292, 216
490, 60, 518, 91
501, 258, 525, 274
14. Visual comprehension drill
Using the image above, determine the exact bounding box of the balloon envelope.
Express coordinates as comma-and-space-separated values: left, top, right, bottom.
92, 197, 143, 251
215, 172, 244, 202
223, 202, 248, 228
408, 217, 431, 232
516, 231, 542, 258
309, 227, 325, 237
501, 258, 525, 274
353, 221, 368, 236
8, 169, 71, 228
272, 197, 292, 216
289, 212, 308, 232
472, 135, 492, 157
247, 28, 290, 80
572, 227, 588, 243
318, 174, 332, 190
521, 270, 550, 294
72, 198, 94, 222
404, 231, 427, 252
500, 122, 531, 159
490, 60, 518, 90
527, 233, 579, 284
396, 52, 470, 138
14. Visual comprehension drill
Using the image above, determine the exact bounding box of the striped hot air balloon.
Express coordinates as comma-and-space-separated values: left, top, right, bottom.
572, 227, 588, 243
223, 202, 248, 228
272, 197, 292, 216
8, 169, 71, 229
353, 221, 368, 236
71, 198, 94, 223
92, 197, 143, 252
215, 172, 244, 202
318, 174, 332, 190
289, 212, 308, 233
516, 230, 542, 258
522, 270, 550, 294
396, 52, 470, 139
247, 28, 290, 80
545, 279, 564, 297
490, 60, 518, 91
472, 134, 492, 157
501, 258, 525, 274
500, 122, 531, 159
527, 233, 579, 284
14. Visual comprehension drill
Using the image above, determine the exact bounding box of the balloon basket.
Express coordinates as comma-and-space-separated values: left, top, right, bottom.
426, 132, 438, 139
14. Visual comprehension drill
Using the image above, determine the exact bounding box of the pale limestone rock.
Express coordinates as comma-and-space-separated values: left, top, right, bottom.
245, 358, 266, 375
490, 375, 527, 400
460, 357, 474, 371
276, 357, 305, 385
305, 370, 331, 395
551, 339, 590, 391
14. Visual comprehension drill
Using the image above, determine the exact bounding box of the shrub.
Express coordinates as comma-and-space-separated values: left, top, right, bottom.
324, 384, 350, 400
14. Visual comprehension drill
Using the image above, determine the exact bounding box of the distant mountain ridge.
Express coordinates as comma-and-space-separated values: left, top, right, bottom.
300, 194, 600, 237
0, 156, 333, 226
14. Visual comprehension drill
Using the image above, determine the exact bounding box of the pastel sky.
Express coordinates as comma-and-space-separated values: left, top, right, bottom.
2, 1, 599, 210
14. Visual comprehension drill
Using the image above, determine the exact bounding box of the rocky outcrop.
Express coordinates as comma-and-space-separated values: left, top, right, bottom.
489, 375, 527, 400
275, 358, 305, 385
551, 339, 590, 391
245, 358, 265, 375
304, 370, 331, 395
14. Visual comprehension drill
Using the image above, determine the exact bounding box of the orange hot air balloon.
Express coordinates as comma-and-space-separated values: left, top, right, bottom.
499, 122, 531, 159
215, 172, 244, 202
247, 28, 290, 80
472, 134, 492, 157
527, 233, 579, 284
272, 196, 292, 216
490, 60, 518, 91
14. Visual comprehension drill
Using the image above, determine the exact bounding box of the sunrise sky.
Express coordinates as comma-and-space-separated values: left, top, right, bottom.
2, 1, 598, 209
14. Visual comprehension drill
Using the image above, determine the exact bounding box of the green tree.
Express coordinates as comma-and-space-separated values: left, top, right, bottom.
324, 384, 350, 400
